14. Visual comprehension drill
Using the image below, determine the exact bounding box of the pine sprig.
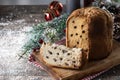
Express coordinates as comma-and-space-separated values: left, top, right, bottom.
19, 14, 68, 59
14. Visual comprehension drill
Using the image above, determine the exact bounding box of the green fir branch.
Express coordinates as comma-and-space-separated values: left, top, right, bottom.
19, 14, 68, 59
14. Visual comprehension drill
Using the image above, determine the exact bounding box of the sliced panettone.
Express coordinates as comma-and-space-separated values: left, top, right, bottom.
39, 43, 87, 69
66, 7, 113, 60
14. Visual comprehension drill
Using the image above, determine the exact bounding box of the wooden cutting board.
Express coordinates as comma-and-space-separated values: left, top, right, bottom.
33, 40, 120, 80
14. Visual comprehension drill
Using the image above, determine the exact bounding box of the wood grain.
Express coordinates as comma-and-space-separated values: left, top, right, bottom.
33, 40, 120, 80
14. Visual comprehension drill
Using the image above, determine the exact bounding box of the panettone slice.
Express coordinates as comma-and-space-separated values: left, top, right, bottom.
39, 43, 87, 69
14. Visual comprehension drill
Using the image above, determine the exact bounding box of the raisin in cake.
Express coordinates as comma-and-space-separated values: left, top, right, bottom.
66, 7, 113, 60
39, 43, 87, 69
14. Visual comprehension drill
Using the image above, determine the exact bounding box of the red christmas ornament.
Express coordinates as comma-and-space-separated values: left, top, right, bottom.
44, 12, 53, 21
44, 1, 63, 21
49, 1, 58, 9
49, 1, 63, 13
52, 9, 60, 17
44, 9, 60, 21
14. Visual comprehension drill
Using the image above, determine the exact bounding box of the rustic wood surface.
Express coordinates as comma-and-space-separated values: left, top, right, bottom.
34, 41, 120, 80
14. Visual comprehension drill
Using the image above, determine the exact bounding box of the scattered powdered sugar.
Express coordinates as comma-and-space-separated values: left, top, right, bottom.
21, 26, 33, 32
0, 22, 10, 26
0, 6, 51, 80
14, 19, 25, 23
0, 19, 25, 26
0, 31, 25, 57
0, 19, 33, 57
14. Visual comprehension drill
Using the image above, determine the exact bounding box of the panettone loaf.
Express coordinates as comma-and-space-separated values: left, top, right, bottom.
39, 43, 87, 69
66, 7, 113, 60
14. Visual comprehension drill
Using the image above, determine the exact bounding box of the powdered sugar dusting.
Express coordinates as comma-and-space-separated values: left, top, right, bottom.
0, 19, 33, 57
